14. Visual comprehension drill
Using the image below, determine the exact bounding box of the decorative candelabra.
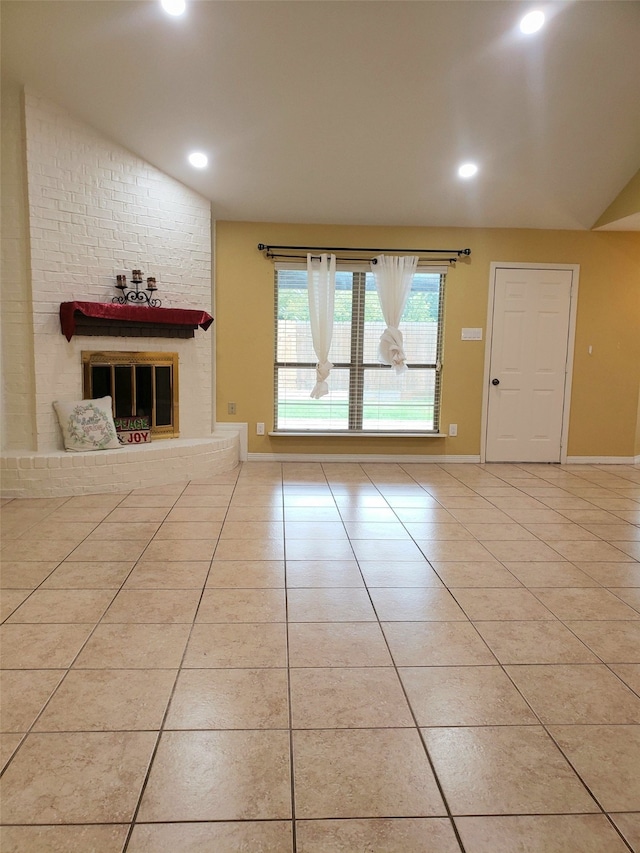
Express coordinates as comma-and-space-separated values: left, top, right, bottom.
113, 270, 161, 307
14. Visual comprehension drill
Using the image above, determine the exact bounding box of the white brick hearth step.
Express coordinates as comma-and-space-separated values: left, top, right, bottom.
0, 434, 239, 498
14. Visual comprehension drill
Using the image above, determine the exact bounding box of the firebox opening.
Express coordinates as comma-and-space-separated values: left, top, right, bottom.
82, 351, 179, 439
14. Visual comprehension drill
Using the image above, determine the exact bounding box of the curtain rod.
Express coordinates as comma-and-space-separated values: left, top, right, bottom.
258, 243, 471, 257
267, 252, 459, 265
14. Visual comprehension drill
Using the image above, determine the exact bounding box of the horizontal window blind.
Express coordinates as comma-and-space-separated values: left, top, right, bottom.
274, 266, 445, 433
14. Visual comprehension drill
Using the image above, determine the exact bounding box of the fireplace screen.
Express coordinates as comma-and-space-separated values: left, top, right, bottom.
82, 351, 179, 438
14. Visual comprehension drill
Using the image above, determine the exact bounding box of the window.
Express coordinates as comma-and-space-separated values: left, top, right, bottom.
274, 266, 445, 433
82, 351, 179, 438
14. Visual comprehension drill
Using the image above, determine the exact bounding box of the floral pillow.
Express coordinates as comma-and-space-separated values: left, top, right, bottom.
53, 396, 121, 452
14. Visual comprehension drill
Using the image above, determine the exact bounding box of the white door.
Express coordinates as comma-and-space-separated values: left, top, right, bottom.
485, 267, 574, 463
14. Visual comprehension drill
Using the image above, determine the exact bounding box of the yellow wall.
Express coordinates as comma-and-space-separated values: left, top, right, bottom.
0, 79, 37, 451
215, 221, 640, 459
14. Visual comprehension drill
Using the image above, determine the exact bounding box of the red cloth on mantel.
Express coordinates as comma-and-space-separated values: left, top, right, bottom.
60, 301, 214, 341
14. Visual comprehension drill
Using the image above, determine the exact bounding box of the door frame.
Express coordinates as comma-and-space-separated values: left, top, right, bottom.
480, 262, 580, 465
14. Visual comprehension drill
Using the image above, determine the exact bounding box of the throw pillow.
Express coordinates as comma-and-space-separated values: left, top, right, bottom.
53, 396, 121, 452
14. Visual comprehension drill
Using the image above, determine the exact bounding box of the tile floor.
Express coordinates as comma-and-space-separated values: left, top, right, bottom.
0, 460, 639, 852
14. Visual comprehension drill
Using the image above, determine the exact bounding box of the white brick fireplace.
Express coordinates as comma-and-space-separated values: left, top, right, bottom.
0, 89, 239, 497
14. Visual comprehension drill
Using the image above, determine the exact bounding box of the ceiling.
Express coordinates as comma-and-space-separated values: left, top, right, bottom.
2, 0, 640, 230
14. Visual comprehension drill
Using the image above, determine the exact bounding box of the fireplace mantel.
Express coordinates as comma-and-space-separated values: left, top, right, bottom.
60, 301, 214, 340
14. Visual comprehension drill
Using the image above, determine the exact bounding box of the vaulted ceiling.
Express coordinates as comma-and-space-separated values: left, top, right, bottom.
2, 0, 640, 230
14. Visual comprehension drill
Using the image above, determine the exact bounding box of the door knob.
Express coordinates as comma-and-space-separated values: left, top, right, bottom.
492, 378, 500, 385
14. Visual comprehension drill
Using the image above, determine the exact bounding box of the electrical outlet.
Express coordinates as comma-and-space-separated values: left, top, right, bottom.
448, 423, 458, 436
256, 422, 265, 435
227, 402, 236, 415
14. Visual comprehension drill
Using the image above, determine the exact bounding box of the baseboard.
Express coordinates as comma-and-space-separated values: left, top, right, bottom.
215, 422, 248, 461
565, 455, 639, 464
246, 452, 481, 463
246, 452, 638, 465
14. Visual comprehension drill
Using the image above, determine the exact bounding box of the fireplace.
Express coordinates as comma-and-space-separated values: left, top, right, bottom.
82, 351, 179, 439
0, 90, 242, 498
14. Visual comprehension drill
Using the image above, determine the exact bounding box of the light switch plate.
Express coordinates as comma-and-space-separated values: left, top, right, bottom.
461, 328, 483, 340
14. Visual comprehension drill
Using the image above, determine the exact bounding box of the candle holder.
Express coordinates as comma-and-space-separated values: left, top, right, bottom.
112, 271, 161, 307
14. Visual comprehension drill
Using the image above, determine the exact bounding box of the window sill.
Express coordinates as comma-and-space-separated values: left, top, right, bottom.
269, 431, 447, 438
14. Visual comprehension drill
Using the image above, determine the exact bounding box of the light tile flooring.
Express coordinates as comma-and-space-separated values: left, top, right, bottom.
1, 461, 639, 852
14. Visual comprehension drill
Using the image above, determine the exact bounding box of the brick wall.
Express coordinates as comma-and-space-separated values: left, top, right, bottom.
23, 90, 213, 451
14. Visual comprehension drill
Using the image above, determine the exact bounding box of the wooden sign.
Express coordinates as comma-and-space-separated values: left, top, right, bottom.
115, 416, 151, 444
115, 416, 150, 431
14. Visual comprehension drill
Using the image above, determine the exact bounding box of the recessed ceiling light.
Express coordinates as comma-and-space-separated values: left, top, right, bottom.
520, 10, 545, 34
161, 0, 186, 16
188, 152, 208, 169
458, 163, 478, 179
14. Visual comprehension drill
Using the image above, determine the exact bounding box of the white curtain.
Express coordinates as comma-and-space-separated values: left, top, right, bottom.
371, 254, 418, 373
307, 253, 336, 399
